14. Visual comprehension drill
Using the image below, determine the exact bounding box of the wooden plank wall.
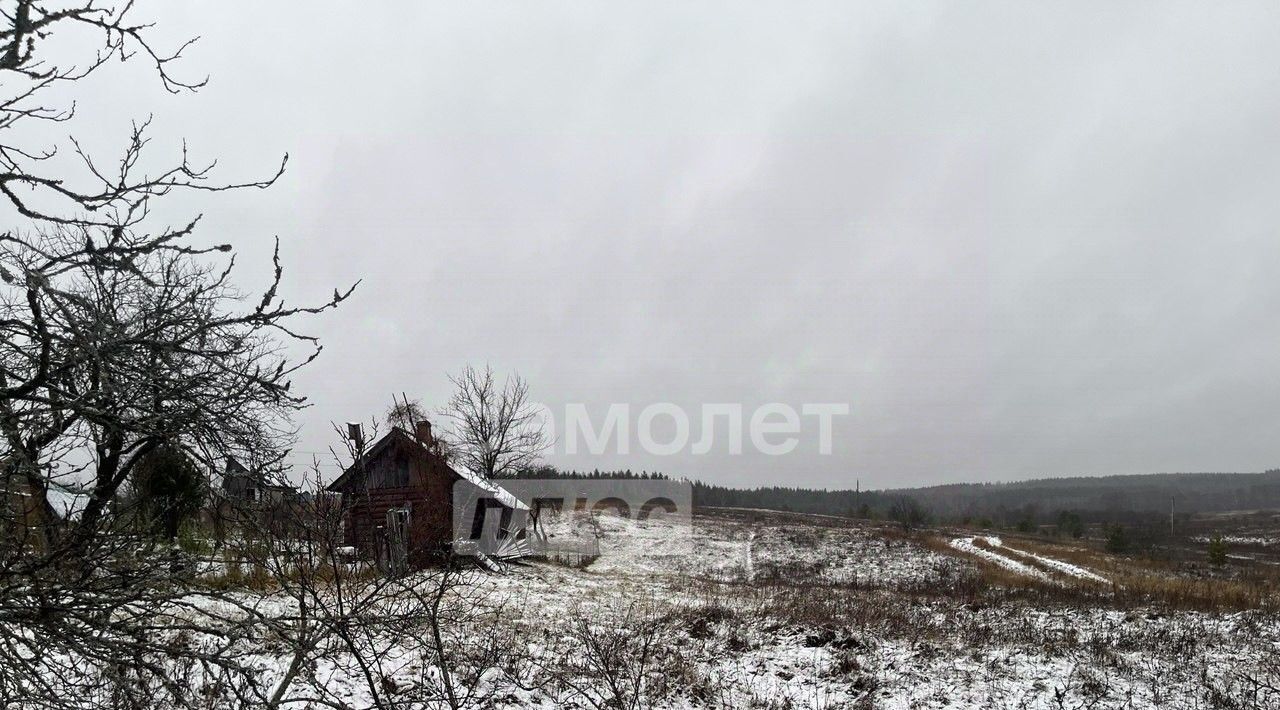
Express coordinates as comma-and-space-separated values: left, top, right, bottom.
339, 436, 458, 566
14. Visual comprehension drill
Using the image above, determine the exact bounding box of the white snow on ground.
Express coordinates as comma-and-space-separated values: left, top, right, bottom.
1193, 534, 1277, 546
482, 518, 1279, 709
569, 511, 967, 590
985, 537, 1111, 584
949, 535, 1052, 581
23, 512, 1280, 709
715, 515, 969, 589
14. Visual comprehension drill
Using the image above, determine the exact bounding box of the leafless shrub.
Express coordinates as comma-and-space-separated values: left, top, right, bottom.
539, 599, 702, 710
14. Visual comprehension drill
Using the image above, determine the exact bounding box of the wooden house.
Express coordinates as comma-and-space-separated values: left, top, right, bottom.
221, 457, 297, 504
325, 422, 529, 569
209, 458, 329, 546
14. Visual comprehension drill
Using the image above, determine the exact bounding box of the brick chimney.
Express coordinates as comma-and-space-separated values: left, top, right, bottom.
415, 419, 434, 445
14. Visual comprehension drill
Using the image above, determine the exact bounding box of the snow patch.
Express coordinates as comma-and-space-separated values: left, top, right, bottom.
991, 539, 1110, 584
949, 536, 1051, 581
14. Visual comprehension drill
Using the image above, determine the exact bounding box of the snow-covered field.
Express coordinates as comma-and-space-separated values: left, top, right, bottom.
508, 513, 1278, 709
20, 510, 1280, 709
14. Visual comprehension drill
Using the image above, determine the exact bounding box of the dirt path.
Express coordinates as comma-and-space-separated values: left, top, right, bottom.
949, 535, 1110, 584
987, 537, 1110, 584
948, 536, 1051, 580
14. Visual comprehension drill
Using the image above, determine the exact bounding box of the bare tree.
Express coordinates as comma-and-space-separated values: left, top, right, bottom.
0, 229, 353, 709
440, 365, 548, 479
0, 1, 284, 231
0, 2, 355, 707
0, 6, 535, 709
385, 393, 452, 461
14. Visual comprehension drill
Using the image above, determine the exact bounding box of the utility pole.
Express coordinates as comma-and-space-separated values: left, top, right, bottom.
1170, 495, 1175, 536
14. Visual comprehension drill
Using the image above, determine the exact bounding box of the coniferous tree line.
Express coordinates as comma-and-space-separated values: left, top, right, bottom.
517, 466, 1280, 525
513, 465, 672, 481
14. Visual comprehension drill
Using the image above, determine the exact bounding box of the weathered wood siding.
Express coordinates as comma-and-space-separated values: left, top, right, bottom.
335, 433, 459, 567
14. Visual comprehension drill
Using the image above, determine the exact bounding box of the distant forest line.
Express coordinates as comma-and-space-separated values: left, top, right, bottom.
517, 466, 1280, 524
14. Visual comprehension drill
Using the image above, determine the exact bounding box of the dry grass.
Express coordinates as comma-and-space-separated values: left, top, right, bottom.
943, 533, 1280, 613
1110, 573, 1275, 611
197, 548, 381, 592
1000, 535, 1170, 576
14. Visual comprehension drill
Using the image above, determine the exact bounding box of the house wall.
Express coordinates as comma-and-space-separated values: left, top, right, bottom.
337, 436, 459, 567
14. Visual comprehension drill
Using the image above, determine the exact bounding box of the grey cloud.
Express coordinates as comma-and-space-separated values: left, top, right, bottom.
16, 1, 1280, 487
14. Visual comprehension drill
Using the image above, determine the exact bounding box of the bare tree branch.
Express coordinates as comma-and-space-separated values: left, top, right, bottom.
439, 365, 549, 479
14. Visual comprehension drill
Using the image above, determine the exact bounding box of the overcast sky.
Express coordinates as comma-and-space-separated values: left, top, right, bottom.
25, 1, 1280, 489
